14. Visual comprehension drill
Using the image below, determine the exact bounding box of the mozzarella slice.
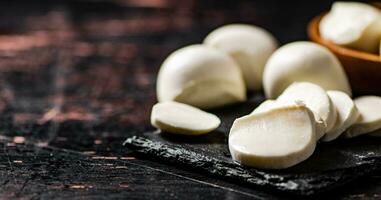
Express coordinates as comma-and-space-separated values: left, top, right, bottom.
151, 101, 221, 135
157, 44, 246, 109
204, 24, 278, 90
250, 100, 277, 114
263, 41, 351, 99
251, 99, 325, 140
277, 82, 337, 134
319, 2, 381, 53
344, 96, 381, 138
229, 105, 316, 169
322, 91, 360, 141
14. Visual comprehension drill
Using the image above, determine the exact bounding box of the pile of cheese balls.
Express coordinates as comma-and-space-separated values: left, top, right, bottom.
320, 2, 381, 55
150, 1, 381, 169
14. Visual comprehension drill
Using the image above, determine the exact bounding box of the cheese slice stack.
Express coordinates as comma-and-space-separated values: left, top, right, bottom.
229, 105, 317, 169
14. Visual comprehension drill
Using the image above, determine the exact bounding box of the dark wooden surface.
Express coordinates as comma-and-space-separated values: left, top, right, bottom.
0, 0, 380, 199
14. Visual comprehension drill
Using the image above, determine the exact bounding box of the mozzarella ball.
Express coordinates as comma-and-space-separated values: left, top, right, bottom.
204, 24, 278, 90
320, 2, 381, 53
263, 41, 351, 98
157, 44, 246, 109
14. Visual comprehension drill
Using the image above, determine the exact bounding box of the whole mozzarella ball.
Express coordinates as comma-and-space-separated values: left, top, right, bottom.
263, 41, 351, 99
157, 44, 246, 109
204, 24, 278, 91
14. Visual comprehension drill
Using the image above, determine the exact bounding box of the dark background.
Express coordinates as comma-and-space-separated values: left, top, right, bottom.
0, 0, 379, 199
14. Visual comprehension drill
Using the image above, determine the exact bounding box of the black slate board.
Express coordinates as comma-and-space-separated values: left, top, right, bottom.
124, 94, 381, 196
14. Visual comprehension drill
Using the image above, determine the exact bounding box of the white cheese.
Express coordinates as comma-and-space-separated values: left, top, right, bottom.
263, 41, 351, 99
251, 99, 326, 140
151, 101, 221, 135
320, 2, 381, 53
156, 44, 246, 109
229, 105, 316, 169
322, 91, 360, 141
204, 24, 278, 90
277, 82, 337, 134
344, 96, 381, 138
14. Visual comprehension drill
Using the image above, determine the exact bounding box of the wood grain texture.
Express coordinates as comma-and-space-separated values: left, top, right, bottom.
0, 0, 379, 199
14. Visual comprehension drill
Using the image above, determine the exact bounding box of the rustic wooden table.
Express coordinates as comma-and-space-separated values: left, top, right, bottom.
0, 0, 379, 199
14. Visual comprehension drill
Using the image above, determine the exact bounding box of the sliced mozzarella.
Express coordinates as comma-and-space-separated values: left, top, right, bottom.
263, 41, 351, 99
344, 96, 381, 138
157, 44, 246, 109
320, 2, 381, 53
204, 24, 278, 90
250, 100, 277, 114
322, 91, 360, 141
251, 99, 325, 140
151, 101, 221, 135
277, 82, 337, 134
229, 105, 316, 169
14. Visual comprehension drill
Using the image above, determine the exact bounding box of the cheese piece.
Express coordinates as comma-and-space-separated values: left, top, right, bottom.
250, 100, 277, 114
322, 91, 360, 141
263, 41, 351, 99
344, 96, 381, 138
319, 2, 381, 53
277, 82, 337, 134
251, 99, 326, 140
157, 44, 246, 109
151, 101, 221, 135
229, 105, 316, 169
204, 24, 278, 90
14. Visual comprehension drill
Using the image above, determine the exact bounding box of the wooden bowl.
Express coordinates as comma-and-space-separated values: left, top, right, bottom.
308, 11, 381, 96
